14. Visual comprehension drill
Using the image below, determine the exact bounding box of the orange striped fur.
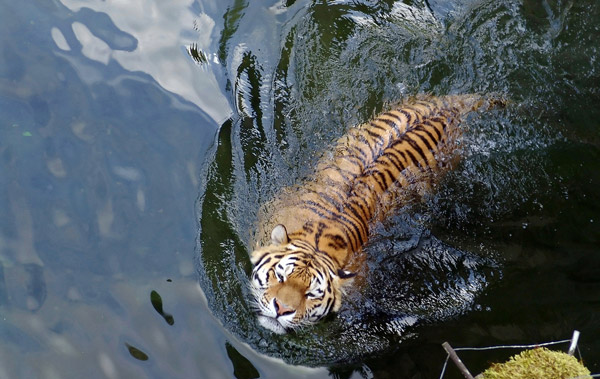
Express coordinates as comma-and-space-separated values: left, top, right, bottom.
250, 95, 502, 333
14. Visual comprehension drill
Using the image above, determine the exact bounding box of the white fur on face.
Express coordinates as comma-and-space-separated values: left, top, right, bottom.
250, 251, 338, 333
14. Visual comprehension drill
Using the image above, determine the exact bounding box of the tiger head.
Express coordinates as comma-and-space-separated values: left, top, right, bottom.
250, 224, 355, 334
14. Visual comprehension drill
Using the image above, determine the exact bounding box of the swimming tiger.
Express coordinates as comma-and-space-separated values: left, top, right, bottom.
250, 94, 503, 334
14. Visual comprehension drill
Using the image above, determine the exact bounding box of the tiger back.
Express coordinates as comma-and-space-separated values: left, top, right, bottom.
250, 94, 502, 334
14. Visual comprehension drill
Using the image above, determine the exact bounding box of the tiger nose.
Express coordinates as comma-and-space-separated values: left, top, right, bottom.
273, 298, 294, 316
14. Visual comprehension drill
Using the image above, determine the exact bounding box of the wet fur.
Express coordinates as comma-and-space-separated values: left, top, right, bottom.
250, 95, 502, 333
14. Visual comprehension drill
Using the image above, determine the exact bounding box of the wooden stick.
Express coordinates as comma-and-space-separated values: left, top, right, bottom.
442, 342, 474, 379
568, 330, 580, 356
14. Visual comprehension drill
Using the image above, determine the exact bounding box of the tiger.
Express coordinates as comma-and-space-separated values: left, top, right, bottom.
249, 94, 503, 334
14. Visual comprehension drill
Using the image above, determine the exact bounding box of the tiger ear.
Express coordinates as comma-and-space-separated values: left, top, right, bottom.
337, 269, 356, 279
271, 224, 289, 245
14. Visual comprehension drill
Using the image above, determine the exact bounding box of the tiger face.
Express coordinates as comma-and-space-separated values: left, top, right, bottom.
250, 225, 354, 334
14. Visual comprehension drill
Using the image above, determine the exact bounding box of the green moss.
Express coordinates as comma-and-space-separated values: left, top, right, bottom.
481, 348, 591, 379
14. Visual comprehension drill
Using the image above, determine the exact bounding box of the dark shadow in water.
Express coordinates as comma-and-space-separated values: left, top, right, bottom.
218, 0, 249, 69
225, 341, 260, 379
150, 290, 175, 326
125, 343, 150, 362
188, 43, 209, 66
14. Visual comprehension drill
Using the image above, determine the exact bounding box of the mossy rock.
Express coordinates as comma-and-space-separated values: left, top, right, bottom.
480, 347, 591, 379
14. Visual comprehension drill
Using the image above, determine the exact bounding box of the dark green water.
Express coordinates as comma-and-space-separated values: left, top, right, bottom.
1, 0, 598, 377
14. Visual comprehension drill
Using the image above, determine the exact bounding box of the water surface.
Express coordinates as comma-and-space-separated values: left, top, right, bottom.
0, 0, 598, 377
